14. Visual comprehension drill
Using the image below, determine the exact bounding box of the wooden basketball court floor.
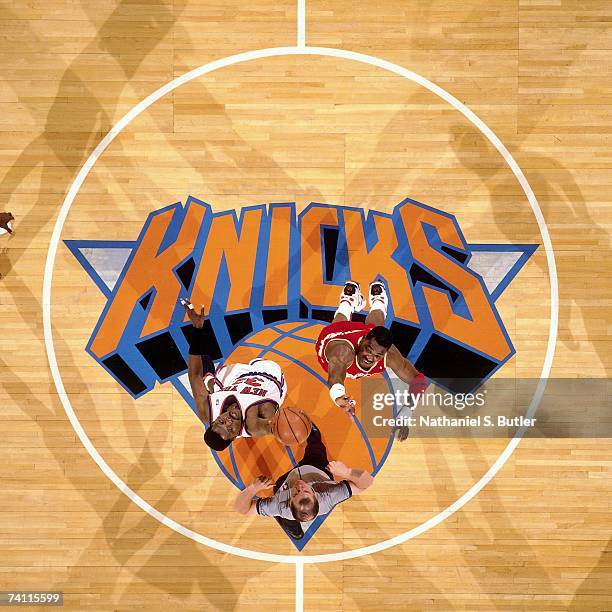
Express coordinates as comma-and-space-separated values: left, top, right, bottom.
1, 1, 611, 610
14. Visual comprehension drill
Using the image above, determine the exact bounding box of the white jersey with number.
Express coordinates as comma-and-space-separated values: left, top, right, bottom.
207, 358, 287, 438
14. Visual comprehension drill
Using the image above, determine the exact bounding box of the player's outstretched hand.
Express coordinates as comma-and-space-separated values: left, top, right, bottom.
181, 299, 205, 328
394, 426, 410, 442
335, 395, 356, 416
327, 460, 350, 480
251, 475, 273, 493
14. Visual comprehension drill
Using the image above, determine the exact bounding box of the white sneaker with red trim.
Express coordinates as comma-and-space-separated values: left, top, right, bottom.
335, 280, 366, 319
368, 280, 388, 316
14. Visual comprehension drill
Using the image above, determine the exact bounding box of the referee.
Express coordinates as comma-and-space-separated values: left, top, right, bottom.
233, 425, 374, 540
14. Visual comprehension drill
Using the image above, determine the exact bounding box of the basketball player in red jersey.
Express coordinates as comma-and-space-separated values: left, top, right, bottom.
183, 300, 288, 452
315, 280, 428, 439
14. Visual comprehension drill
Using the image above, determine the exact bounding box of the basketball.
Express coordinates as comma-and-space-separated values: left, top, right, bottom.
273, 406, 312, 446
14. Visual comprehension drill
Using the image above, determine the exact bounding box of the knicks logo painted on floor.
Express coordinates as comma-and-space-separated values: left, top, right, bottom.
65, 196, 537, 549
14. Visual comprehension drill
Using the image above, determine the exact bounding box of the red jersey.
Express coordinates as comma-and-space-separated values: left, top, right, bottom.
316, 321, 387, 379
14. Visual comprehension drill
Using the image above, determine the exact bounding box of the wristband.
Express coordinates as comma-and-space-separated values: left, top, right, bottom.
201, 354, 215, 375
409, 372, 428, 396
188, 326, 207, 356
329, 383, 346, 403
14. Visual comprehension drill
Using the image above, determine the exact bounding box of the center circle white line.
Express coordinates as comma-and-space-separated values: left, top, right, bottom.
43, 45, 558, 565
297, 0, 306, 47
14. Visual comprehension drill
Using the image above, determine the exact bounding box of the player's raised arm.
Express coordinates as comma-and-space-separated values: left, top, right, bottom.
182, 299, 216, 426
385, 344, 429, 396
325, 341, 357, 415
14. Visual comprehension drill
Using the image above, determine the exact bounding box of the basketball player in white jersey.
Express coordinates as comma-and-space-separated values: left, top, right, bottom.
182, 300, 287, 452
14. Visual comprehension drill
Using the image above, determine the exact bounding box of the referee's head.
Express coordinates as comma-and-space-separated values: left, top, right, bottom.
289, 480, 319, 521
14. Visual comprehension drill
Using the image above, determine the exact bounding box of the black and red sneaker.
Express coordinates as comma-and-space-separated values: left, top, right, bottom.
368, 280, 388, 312
339, 280, 366, 312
